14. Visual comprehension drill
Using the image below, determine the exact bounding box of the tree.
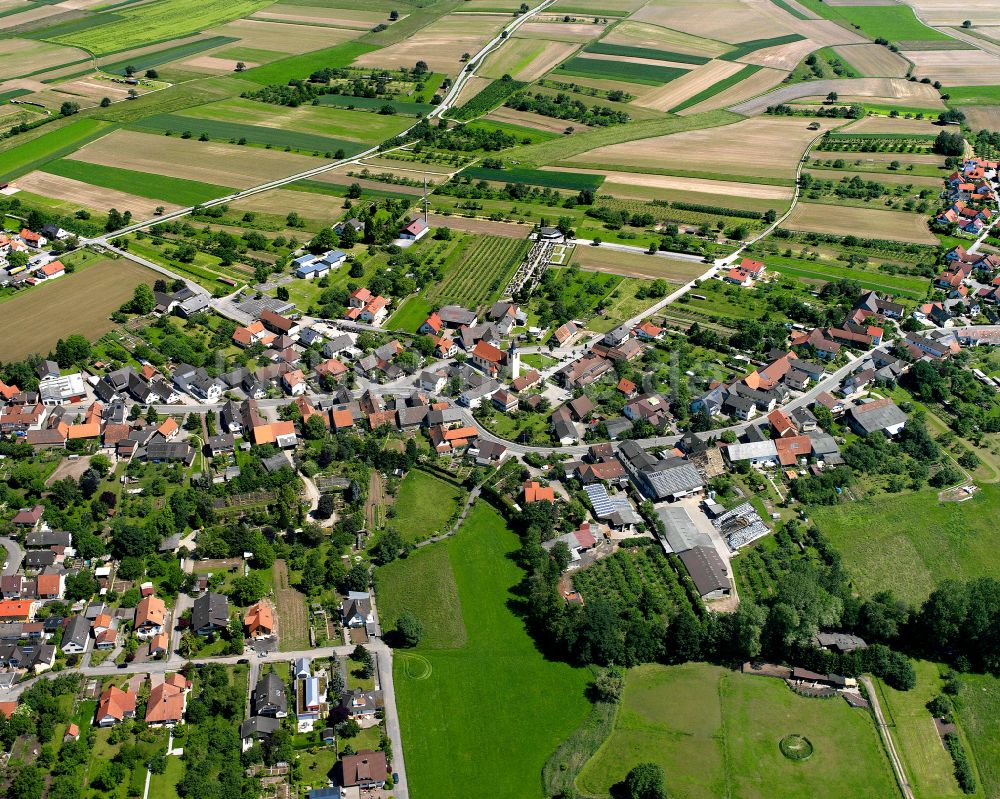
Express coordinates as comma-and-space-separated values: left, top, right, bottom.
962, 19, 972, 27
395, 611, 423, 647
59, 101, 79, 117
315, 493, 336, 520
54, 333, 91, 367
389, 9, 399, 20
10, 764, 44, 799
593, 666, 625, 703
624, 763, 668, 799
235, 61, 246, 72
934, 129, 965, 156
145, 69, 159, 79
125, 283, 155, 314
100, 97, 111, 107
65, 570, 98, 601
229, 573, 267, 606
550, 540, 572, 573
372, 529, 404, 565
303, 414, 327, 440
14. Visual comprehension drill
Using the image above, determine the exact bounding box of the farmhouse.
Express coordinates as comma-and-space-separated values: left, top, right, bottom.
145, 673, 190, 726
847, 398, 907, 437
679, 546, 732, 599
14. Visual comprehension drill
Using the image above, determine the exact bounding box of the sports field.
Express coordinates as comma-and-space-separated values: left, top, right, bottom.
811, 485, 1000, 604
577, 662, 898, 799
0, 257, 154, 361
391, 469, 466, 544
390, 502, 592, 799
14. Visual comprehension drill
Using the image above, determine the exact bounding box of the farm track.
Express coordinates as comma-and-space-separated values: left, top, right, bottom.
273, 560, 309, 651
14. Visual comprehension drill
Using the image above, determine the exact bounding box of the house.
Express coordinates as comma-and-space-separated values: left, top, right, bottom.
774, 435, 811, 466
725, 440, 779, 467
38, 373, 86, 406
339, 750, 390, 789
135, 595, 166, 639
492, 388, 518, 413
252, 671, 288, 718
341, 592, 374, 628
603, 323, 632, 348
767, 409, 796, 438
616, 440, 704, 501
39, 260, 65, 280
12, 505, 44, 528
523, 481, 555, 504
19, 228, 46, 248
232, 320, 273, 349
259, 309, 300, 337
62, 615, 90, 654
418, 311, 444, 336
417, 370, 446, 394
542, 524, 599, 563
96, 685, 137, 726
558, 355, 612, 389
192, 592, 229, 635
244, 601, 273, 638
813, 632, 868, 653
36, 573, 64, 600
145, 673, 190, 726
340, 688, 384, 720
847, 398, 907, 437
282, 369, 307, 396
469, 439, 508, 467
552, 321, 578, 345
0, 600, 33, 622
148, 631, 169, 658
399, 217, 428, 241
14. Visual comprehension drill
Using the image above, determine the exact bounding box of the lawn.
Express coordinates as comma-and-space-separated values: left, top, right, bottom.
956, 672, 1000, 799
390, 469, 465, 543
577, 662, 898, 799
146, 754, 184, 799
811, 485, 1000, 605
0, 119, 113, 181
43, 159, 236, 205
49, 0, 273, 56
391, 502, 592, 799
386, 296, 434, 333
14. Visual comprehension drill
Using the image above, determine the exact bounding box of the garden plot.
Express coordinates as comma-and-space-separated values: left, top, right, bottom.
903, 48, 1000, 85
354, 14, 510, 73
631, 60, 746, 111
678, 65, 787, 114
565, 115, 837, 180
480, 38, 579, 82
250, 5, 394, 29
0, 39, 87, 82
600, 20, 731, 59
729, 77, 944, 114
783, 202, 938, 243
208, 18, 359, 54
66, 129, 320, 188
832, 43, 910, 77
14, 170, 180, 218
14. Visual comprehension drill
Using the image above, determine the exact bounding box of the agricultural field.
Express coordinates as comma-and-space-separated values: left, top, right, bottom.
423, 234, 529, 308
729, 77, 945, 114
273, 559, 309, 651
632, 60, 751, 113
41, 159, 235, 205
576, 662, 898, 799
555, 55, 690, 85
592, 170, 794, 210
832, 43, 911, 77
811, 485, 1000, 604
390, 469, 466, 544
599, 19, 731, 59
14, 169, 181, 218
480, 37, 579, 82
0, 256, 154, 361
0, 38, 88, 81
904, 48, 1000, 85
391, 502, 592, 799
573, 546, 690, 618
762, 253, 929, 298
571, 246, 709, 283
782, 202, 938, 244
0, 118, 112, 181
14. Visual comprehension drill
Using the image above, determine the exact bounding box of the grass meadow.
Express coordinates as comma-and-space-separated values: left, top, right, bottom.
811, 485, 1000, 605
239, 42, 378, 85
956, 672, 1000, 799
388, 502, 592, 799
386, 296, 434, 333
390, 469, 465, 543
42, 159, 235, 205
577, 663, 898, 799
0, 119, 112, 181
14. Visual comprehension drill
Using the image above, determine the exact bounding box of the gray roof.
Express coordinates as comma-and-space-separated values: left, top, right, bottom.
254, 671, 287, 716
262, 453, 291, 473
657, 506, 712, 553
848, 400, 908, 435
192, 592, 229, 633
62, 615, 90, 650
644, 458, 705, 500
678, 546, 731, 597
241, 716, 280, 739
725, 441, 777, 461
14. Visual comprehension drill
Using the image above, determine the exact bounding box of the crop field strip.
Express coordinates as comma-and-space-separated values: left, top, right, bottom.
670, 64, 762, 113
314, 93, 433, 116
98, 35, 239, 75
128, 113, 369, 155
41, 159, 237, 205
459, 165, 605, 191
555, 55, 689, 85
765, 254, 928, 298
0, 118, 113, 181
584, 42, 711, 65
238, 41, 379, 85
721, 33, 806, 61
424, 235, 530, 307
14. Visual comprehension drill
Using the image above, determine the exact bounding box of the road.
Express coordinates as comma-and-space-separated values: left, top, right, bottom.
0, 537, 23, 576
861, 675, 914, 799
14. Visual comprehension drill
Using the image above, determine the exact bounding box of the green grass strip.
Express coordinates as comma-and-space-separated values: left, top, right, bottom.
129, 113, 367, 155
722, 33, 805, 61
314, 93, 433, 116
458, 166, 603, 191
769, 0, 811, 19
100, 35, 239, 76
766, 254, 926, 297
28, 13, 123, 41
41, 159, 236, 205
584, 43, 710, 66
556, 56, 688, 86
287, 179, 415, 201
670, 64, 762, 113
825, 132, 937, 140
0, 89, 33, 102
0, 119, 113, 182
240, 42, 379, 85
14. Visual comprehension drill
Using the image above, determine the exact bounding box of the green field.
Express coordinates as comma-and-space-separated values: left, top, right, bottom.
670, 64, 762, 113
42, 159, 235, 205
584, 42, 710, 65
459, 166, 603, 191
386, 295, 434, 332
811, 485, 1000, 604
0, 119, 113, 181
793, 0, 953, 42
376, 539, 469, 649
556, 56, 688, 86
956, 672, 1000, 799
391, 469, 465, 543
48, 0, 272, 56
765, 254, 928, 299
99, 35, 239, 75
314, 93, 434, 116
577, 663, 899, 799
391, 502, 592, 799
466, 118, 557, 145
722, 34, 806, 60
946, 86, 1000, 106
875, 661, 971, 799
239, 42, 380, 85
129, 113, 368, 155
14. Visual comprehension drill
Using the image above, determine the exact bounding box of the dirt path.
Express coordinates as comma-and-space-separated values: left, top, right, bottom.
861, 675, 914, 799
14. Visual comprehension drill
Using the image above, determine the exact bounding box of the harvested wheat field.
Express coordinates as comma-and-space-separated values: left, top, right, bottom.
904, 49, 1000, 85
183, 56, 257, 73
230, 187, 361, 220
68, 130, 320, 188
355, 15, 509, 73
428, 213, 529, 238
601, 20, 731, 58
0, 39, 87, 82
14, 171, 180, 218
251, 5, 392, 29
0, 258, 154, 362
805, 168, 942, 187
679, 66, 787, 114
564, 168, 794, 201
515, 21, 608, 42
901, 0, 1000, 26
573, 246, 707, 283
209, 19, 357, 54
784, 202, 937, 243
481, 38, 578, 81
833, 43, 910, 77
566, 116, 837, 180
738, 38, 824, 71
486, 106, 591, 134
0, 4, 65, 30
845, 114, 942, 134
631, 0, 795, 44
730, 77, 943, 114
634, 60, 745, 111
308, 170, 426, 195
551, 0, 646, 12
960, 106, 1000, 131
